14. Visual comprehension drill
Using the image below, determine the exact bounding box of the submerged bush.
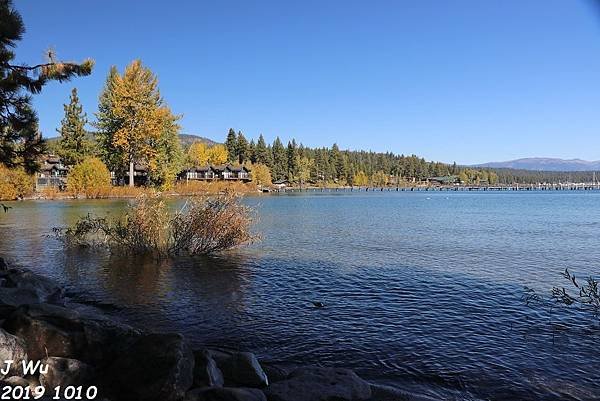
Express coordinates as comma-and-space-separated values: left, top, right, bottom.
54, 190, 257, 256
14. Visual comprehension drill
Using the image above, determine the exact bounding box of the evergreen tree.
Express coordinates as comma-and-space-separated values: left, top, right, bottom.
248, 139, 256, 164
254, 134, 271, 166
57, 88, 91, 165
271, 137, 287, 181
286, 140, 298, 181
225, 128, 237, 163
0, 0, 93, 172
236, 131, 249, 164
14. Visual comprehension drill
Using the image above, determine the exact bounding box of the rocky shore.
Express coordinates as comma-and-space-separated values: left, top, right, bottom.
0, 256, 437, 401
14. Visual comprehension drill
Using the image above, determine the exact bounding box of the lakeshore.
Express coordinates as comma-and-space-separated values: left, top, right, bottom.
0, 256, 436, 401
1, 192, 599, 400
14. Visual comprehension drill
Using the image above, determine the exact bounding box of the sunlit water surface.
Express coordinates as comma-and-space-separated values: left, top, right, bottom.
1, 192, 599, 401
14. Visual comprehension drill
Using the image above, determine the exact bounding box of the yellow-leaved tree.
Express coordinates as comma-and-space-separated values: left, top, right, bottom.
188, 142, 209, 166
100, 60, 182, 187
251, 163, 272, 187
353, 171, 369, 186
207, 145, 228, 165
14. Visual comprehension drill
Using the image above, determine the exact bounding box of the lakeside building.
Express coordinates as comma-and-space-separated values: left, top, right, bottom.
36, 156, 252, 188
36, 155, 69, 190
179, 165, 251, 182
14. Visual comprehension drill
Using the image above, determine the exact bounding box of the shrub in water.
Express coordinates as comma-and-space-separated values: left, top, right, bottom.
54, 190, 257, 256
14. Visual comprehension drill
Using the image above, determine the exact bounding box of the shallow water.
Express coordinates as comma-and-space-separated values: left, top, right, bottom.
1, 191, 599, 400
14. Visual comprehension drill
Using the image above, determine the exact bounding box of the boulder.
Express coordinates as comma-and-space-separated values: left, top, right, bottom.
2, 303, 85, 361
260, 362, 294, 384
220, 352, 268, 388
185, 387, 266, 401
0, 328, 27, 379
106, 333, 194, 401
80, 318, 140, 368
194, 349, 224, 387
1, 270, 64, 304
0, 287, 41, 307
368, 384, 442, 401
39, 357, 94, 388
265, 367, 372, 401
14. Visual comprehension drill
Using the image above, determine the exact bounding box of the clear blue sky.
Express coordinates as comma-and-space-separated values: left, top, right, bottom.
13, 0, 600, 164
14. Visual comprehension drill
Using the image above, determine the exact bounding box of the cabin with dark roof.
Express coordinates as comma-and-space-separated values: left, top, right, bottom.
36, 155, 69, 189
179, 164, 251, 182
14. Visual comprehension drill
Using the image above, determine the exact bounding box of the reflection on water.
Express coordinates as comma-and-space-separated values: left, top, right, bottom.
1, 193, 600, 401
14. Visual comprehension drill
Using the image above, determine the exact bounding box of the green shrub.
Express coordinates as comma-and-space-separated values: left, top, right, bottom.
67, 157, 111, 198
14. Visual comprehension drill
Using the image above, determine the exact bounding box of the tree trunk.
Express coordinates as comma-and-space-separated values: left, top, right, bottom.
129, 160, 134, 187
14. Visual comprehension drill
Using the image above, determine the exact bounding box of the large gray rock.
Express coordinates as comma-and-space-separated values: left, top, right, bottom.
185, 387, 266, 401
2, 303, 85, 361
0, 287, 41, 306
1, 270, 64, 304
194, 349, 224, 387
265, 367, 372, 401
0, 328, 27, 379
39, 357, 94, 388
220, 352, 268, 388
107, 333, 194, 401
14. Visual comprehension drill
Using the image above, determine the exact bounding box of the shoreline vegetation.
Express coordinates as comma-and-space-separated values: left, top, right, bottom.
53, 191, 257, 257
0, 256, 438, 401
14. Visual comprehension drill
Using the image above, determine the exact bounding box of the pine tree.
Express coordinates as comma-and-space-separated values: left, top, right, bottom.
0, 0, 93, 172
57, 88, 91, 166
254, 134, 271, 166
286, 140, 298, 181
236, 131, 249, 164
248, 139, 256, 164
225, 128, 237, 163
271, 137, 287, 181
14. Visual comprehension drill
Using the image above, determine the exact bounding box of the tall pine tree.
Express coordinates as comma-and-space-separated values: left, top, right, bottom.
57, 88, 91, 165
225, 128, 237, 163
254, 134, 271, 166
236, 131, 249, 164
0, 0, 93, 173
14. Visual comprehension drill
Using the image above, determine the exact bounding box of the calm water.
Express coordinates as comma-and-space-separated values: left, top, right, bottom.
1, 192, 599, 401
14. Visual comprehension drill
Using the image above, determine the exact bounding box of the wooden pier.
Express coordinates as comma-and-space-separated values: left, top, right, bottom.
273, 183, 600, 193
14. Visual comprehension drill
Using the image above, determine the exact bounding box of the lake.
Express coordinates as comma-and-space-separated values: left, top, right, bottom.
0, 191, 599, 401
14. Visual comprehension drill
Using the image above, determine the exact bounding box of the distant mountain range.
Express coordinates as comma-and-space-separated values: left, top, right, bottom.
46, 133, 219, 148
475, 158, 600, 172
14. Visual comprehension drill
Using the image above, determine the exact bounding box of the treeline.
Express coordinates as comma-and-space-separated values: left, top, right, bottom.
221, 129, 499, 186
492, 169, 597, 185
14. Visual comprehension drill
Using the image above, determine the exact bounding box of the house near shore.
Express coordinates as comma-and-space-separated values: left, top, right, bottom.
179, 165, 251, 182
35, 154, 253, 190
272, 179, 289, 189
36, 155, 69, 190
427, 175, 459, 185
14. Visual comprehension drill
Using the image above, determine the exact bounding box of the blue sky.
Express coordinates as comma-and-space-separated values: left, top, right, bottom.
13, 0, 600, 164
